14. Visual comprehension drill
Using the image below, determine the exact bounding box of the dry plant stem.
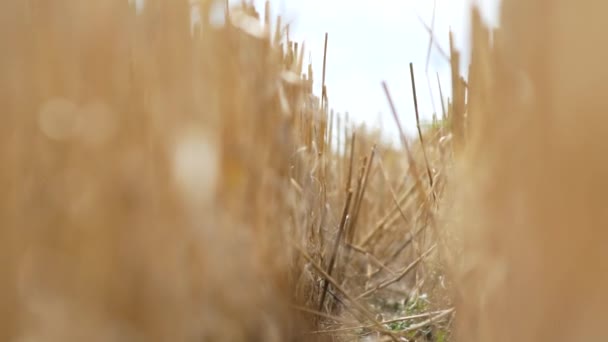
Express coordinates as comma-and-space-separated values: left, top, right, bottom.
297, 42, 306, 75
319, 113, 328, 169
382, 81, 428, 216
444, 311, 455, 338
319, 190, 354, 311
346, 243, 396, 276
327, 289, 362, 322
327, 110, 334, 161
415, 13, 450, 62
410, 63, 435, 202
381, 171, 443, 269
378, 157, 411, 230
337, 114, 342, 183
321, 32, 329, 111
324, 289, 349, 314
359, 184, 416, 247
349, 145, 377, 244
380, 197, 438, 274
437, 72, 447, 120
427, 74, 439, 121
307, 308, 454, 335
290, 305, 351, 324
361, 158, 421, 279
376, 225, 427, 279
356, 244, 437, 300
325, 217, 352, 313
393, 168, 411, 197
290, 178, 304, 195
397, 308, 455, 334
348, 156, 366, 245
319, 156, 328, 235
383, 80, 441, 248
344, 113, 351, 186
293, 243, 400, 341
317, 201, 328, 254
424, 0, 438, 73
274, 16, 282, 46
264, 0, 270, 27
346, 132, 356, 191
449, 31, 465, 152
337, 156, 368, 284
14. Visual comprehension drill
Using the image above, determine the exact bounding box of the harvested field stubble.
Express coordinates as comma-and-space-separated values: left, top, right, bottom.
4, 0, 605, 341
0, 1, 451, 341
450, 0, 608, 341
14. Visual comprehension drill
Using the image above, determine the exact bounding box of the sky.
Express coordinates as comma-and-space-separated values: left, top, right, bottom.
137, 0, 500, 139
251, 0, 501, 139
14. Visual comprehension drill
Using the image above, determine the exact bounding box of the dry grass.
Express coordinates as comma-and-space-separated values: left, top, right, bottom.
1, 1, 299, 340
448, 0, 608, 341
0, 1, 454, 341
5, 0, 605, 341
